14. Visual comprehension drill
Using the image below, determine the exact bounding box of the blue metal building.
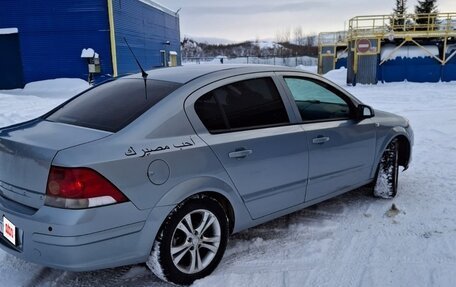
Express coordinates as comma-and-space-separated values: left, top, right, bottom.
442, 45, 456, 82
378, 45, 442, 83
0, 0, 181, 89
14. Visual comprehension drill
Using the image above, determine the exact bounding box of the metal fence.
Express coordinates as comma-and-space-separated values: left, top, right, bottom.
182, 56, 318, 67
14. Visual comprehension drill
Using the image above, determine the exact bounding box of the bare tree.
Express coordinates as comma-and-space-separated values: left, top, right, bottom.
275, 30, 283, 44
306, 33, 317, 47
283, 28, 291, 43
294, 26, 304, 45
275, 28, 291, 44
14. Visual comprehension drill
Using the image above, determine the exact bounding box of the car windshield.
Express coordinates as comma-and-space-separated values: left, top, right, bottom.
46, 78, 182, 132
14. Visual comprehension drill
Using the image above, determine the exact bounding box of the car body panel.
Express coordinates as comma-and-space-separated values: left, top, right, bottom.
274, 71, 377, 201
370, 109, 414, 176
0, 120, 111, 208
300, 119, 376, 201
183, 72, 309, 219
194, 125, 309, 219
0, 65, 414, 272
0, 197, 158, 271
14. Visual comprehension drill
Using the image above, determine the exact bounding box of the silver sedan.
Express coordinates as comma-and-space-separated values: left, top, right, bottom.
0, 65, 413, 285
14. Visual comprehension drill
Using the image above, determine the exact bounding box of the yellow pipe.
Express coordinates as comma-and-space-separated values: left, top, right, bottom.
107, 0, 118, 77
443, 36, 448, 64
445, 49, 456, 64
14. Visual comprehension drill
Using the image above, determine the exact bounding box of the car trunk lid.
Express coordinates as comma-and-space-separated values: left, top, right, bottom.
0, 120, 111, 209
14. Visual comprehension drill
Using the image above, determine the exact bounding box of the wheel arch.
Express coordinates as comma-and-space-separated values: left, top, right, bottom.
155, 176, 251, 234
396, 134, 411, 170
371, 127, 412, 178
198, 191, 236, 235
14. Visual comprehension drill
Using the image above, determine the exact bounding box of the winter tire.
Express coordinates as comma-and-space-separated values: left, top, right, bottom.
147, 196, 229, 285
373, 138, 399, 199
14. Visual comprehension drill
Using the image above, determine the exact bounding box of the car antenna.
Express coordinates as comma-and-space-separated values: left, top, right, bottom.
124, 37, 148, 99
124, 37, 148, 79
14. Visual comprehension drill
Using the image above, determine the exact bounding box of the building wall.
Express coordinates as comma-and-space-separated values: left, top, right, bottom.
0, 31, 24, 89
442, 46, 456, 82
113, 0, 181, 76
377, 45, 442, 83
335, 58, 347, 69
378, 57, 441, 83
357, 55, 378, 85
0, 0, 113, 84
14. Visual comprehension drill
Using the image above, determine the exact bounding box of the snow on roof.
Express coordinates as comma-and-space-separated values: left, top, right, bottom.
0, 28, 18, 35
138, 0, 177, 17
381, 45, 439, 61
81, 48, 99, 58
447, 44, 456, 54
169, 51, 178, 55
337, 50, 348, 59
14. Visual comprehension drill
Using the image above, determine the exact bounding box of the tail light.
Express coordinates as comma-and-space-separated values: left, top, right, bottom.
45, 166, 128, 209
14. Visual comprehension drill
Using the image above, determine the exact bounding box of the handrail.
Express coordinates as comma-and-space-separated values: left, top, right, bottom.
348, 12, 456, 38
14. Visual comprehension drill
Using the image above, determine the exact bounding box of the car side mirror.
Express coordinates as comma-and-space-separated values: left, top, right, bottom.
357, 104, 375, 119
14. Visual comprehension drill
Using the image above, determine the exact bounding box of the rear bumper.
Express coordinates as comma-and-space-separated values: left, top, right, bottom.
0, 197, 173, 271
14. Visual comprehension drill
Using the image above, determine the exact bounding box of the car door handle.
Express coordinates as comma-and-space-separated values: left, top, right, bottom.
312, 136, 330, 144
229, 149, 253, 159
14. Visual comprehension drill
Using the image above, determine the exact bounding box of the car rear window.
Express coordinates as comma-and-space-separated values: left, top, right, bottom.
46, 78, 181, 132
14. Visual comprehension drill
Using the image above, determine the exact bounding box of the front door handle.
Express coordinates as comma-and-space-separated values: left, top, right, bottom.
229, 149, 253, 159
312, 136, 330, 144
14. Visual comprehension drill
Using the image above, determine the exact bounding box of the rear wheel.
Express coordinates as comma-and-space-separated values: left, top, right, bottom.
373, 139, 399, 199
147, 196, 229, 285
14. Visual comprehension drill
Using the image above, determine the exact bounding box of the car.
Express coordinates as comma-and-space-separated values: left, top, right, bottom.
0, 65, 413, 285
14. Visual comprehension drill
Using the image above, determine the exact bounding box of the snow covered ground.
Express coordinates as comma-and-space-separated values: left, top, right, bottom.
0, 78, 89, 127
1, 71, 456, 286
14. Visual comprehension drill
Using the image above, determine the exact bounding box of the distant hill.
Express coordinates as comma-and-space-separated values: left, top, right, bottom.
181, 37, 318, 59
187, 36, 235, 45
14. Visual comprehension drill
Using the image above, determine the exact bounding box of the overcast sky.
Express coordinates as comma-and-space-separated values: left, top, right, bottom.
156, 0, 456, 42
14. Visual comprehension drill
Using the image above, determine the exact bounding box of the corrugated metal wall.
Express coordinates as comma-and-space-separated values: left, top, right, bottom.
321, 57, 334, 74
0, 0, 113, 84
442, 47, 456, 82
378, 57, 441, 83
113, 0, 181, 76
357, 55, 378, 85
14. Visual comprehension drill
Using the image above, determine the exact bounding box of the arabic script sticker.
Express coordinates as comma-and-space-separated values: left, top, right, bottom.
147, 159, 170, 185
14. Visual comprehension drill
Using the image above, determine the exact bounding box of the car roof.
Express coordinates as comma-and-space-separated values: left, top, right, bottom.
123, 64, 308, 84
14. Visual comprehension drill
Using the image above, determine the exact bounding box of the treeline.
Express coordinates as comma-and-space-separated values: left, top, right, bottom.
181, 37, 318, 59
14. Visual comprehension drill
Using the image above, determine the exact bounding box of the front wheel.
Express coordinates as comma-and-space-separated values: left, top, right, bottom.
373, 139, 399, 199
147, 196, 229, 285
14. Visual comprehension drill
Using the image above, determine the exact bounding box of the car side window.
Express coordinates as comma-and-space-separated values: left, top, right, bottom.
195, 77, 290, 133
284, 77, 352, 122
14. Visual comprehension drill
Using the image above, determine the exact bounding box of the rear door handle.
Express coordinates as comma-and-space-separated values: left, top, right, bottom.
229, 149, 253, 159
312, 136, 330, 144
